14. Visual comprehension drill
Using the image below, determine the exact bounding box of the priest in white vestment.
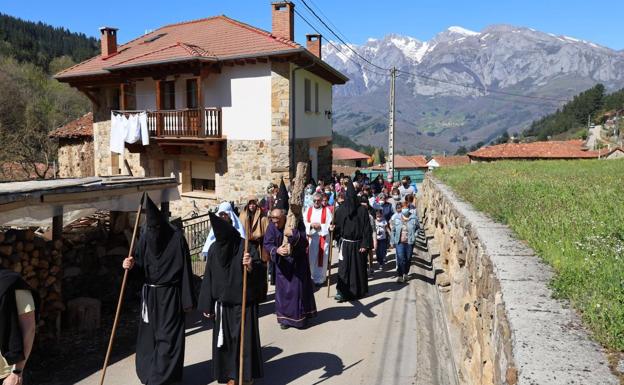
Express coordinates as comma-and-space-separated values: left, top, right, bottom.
304, 193, 333, 285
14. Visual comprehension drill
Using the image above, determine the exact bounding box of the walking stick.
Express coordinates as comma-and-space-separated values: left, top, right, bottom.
99, 192, 145, 385
239, 218, 251, 383
326, 229, 334, 298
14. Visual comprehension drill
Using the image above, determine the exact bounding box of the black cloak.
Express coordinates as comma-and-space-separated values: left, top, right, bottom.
134, 196, 197, 385
333, 179, 373, 299
198, 212, 264, 384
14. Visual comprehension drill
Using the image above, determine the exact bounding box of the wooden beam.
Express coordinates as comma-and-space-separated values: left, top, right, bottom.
120, 83, 127, 110
257, 57, 268, 63
52, 207, 63, 242
77, 87, 100, 108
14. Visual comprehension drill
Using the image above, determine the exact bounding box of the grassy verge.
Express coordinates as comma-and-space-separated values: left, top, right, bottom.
435, 159, 624, 351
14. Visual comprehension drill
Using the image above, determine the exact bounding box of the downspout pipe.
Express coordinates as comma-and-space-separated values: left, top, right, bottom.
290, 62, 315, 179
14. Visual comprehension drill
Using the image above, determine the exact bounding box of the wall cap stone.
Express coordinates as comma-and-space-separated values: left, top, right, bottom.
427, 176, 618, 385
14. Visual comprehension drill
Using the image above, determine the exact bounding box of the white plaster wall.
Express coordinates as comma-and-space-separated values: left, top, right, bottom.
203, 64, 272, 140
294, 68, 332, 139
136, 78, 157, 110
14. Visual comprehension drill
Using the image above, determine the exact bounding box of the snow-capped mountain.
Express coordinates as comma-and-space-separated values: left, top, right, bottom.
324, 25, 624, 154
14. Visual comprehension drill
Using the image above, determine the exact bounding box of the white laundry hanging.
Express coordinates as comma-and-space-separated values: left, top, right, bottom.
139, 112, 149, 145
125, 113, 141, 144
110, 112, 127, 154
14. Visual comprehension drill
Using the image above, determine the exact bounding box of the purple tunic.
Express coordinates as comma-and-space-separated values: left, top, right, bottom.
263, 220, 317, 328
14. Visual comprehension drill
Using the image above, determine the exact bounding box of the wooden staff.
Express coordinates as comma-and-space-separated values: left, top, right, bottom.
99, 192, 145, 385
326, 226, 334, 298
239, 216, 251, 383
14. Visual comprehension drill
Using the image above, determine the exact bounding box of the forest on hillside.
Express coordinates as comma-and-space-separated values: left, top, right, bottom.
524, 84, 624, 140
0, 13, 98, 179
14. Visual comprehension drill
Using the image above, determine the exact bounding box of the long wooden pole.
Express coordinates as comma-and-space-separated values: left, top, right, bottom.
99, 193, 145, 385
326, 228, 334, 298
239, 217, 251, 383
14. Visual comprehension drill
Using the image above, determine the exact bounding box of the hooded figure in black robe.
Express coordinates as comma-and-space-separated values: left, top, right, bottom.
0, 268, 39, 368
133, 196, 197, 385
332, 178, 373, 301
198, 212, 264, 384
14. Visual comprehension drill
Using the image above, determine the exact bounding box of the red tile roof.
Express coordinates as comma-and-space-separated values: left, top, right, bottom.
431, 155, 470, 166
404, 155, 428, 168
372, 154, 428, 170
55, 15, 346, 84
468, 140, 599, 160
49, 113, 93, 139
332, 147, 370, 161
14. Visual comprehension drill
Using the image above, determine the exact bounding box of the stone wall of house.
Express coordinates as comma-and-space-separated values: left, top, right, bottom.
0, 229, 64, 332
93, 121, 112, 176
57, 139, 95, 178
270, 62, 291, 182
215, 139, 273, 203
418, 175, 618, 385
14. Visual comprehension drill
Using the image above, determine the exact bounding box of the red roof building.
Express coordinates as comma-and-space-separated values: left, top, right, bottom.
333, 147, 370, 168
53, 2, 348, 212
429, 155, 470, 168
468, 140, 599, 161
49, 113, 93, 139
372, 154, 429, 170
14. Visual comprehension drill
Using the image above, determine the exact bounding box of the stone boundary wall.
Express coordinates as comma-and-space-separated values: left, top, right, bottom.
418, 175, 617, 385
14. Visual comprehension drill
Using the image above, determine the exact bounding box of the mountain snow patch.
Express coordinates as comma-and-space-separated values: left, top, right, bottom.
447, 26, 479, 36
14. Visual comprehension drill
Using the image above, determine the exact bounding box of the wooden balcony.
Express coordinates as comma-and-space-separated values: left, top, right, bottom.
124, 108, 224, 158
147, 108, 222, 138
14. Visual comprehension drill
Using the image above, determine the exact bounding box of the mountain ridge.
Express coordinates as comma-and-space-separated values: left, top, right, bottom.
324, 24, 624, 154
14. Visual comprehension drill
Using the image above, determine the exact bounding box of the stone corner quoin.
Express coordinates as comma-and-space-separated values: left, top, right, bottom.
418, 175, 618, 385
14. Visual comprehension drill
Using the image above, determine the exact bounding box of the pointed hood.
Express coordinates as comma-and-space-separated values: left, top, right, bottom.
144, 195, 174, 255
275, 178, 289, 211
344, 178, 359, 216
208, 212, 241, 267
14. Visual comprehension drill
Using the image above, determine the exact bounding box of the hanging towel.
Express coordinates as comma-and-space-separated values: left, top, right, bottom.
125, 113, 141, 144
139, 112, 149, 145
110, 112, 126, 154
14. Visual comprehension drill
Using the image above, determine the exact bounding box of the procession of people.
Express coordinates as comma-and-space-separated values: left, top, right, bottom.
117, 170, 420, 384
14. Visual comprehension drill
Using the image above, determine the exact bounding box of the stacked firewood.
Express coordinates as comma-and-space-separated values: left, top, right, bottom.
0, 228, 64, 327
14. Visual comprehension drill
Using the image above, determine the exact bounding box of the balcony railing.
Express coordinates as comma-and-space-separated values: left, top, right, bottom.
146, 108, 222, 138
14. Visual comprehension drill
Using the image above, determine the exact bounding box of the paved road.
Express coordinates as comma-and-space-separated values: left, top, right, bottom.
79, 247, 458, 385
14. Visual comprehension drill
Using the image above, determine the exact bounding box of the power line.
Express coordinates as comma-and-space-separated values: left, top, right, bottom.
293, 8, 389, 77
296, 0, 390, 72
294, 0, 568, 106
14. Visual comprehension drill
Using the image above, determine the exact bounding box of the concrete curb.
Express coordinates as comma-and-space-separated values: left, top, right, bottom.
424, 176, 617, 385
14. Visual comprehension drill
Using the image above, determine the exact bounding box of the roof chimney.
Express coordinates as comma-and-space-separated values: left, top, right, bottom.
99, 27, 118, 58
306, 34, 322, 59
272, 2, 294, 41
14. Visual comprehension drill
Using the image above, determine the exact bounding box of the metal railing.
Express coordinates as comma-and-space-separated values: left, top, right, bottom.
146, 107, 222, 138
181, 212, 211, 276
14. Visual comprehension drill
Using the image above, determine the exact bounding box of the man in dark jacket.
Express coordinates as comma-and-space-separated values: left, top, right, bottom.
0, 268, 38, 385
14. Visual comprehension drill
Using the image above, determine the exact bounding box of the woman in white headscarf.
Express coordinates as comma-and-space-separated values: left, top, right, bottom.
201, 202, 247, 258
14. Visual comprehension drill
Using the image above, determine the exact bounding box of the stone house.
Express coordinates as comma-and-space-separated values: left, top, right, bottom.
48, 112, 95, 178
54, 2, 347, 216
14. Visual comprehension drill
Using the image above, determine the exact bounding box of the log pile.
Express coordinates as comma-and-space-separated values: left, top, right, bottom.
0, 228, 65, 328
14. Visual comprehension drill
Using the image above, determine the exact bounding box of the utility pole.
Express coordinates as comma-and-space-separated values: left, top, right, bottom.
387, 66, 396, 176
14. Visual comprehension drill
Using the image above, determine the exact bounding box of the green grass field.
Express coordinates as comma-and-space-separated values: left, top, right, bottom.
435, 159, 624, 351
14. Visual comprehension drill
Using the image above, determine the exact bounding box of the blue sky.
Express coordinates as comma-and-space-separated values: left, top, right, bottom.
3, 0, 624, 50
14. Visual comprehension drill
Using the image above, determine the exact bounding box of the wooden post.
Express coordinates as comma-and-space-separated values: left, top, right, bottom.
155, 80, 163, 136
197, 76, 205, 137
52, 206, 63, 242
120, 83, 127, 111
161, 201, 170, 219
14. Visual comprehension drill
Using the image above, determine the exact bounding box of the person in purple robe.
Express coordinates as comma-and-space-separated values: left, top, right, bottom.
263, 179, 317, 329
